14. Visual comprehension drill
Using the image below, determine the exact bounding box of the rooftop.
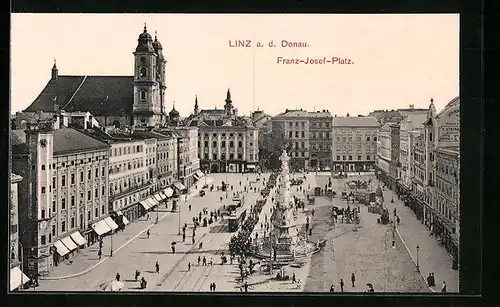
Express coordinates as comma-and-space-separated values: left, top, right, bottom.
24, 76, 134, 116
53, 128, 110, 155
332, 116, 380, 127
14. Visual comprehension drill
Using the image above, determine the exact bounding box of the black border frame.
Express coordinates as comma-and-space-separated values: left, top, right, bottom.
5, 0, 486, 306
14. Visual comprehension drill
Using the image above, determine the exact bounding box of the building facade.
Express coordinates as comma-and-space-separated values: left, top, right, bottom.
11, 121, 111, 277
10, 173, 30, 291
187, 91, 259, 173
332, 116, 379, 172
308, 111, 333, 170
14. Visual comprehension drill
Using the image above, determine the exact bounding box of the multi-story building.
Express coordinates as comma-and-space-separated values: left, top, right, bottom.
308, 111, 333, 170
21, 26, 169, 128
271, 109, 310, 171
186, 91, 259, 173
332, 116, 379, 172
11, 121, 111, 277
398, 112, 427, 193
251, 110, 273, 134
10, 173, 30, 291
166, 126, 200, 188
376, 122, 400, 190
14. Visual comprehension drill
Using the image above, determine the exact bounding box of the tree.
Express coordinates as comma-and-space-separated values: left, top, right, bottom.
258, 121, 290, 170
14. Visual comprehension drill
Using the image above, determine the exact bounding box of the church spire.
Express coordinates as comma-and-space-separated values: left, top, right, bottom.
51, 59, 58, 79
225, 88, 232, 104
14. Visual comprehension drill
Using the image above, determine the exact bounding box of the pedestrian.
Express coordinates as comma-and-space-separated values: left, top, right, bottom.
98, 249, 102, 260
203, 256, 207, 266
171, 245, 176, 254
199, 212, 202, 220
397, 216, 400, 225
213, 282, 216, 291
140, 277, 147, 289
155, 261, 160, 273
351, 273, 356, 287
209, 283, 213, 291
393, 208, 396, 216
330, 285, 335, 292
199, 241, 203, 249
135, 269, 141, 281
99, 240, 103, 249
292, 273, 296, 283
431, 273, 436, 286
182, 233, 186, 242
188, 262, 191, 271
116, 272, 121, 281
340, 279, 344, 292
192, 236, 196, 245
147, 229, 150, 239
198, 256, 201, 265
244, 281, 249, 292
189, 204, 192, 211
184, 222, 188, 229
427, 273, 432, 287
210, 258, 213, 266
441, 281, 447, 292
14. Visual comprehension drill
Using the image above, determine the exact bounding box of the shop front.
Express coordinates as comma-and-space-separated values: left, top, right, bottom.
112, 210, 130, 230
123, 202, 141, 224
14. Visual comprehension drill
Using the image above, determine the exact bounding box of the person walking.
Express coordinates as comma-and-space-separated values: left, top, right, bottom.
213, 282, 216, 291
135, 269, 141, 281
209, 283, 213, 291
171, 244, 176, 254
397, 216, 400, 225
116, 272, 121, 281
189, 204, 192, 211
98, 248, 102, 260
203, 256, 207, 266
155, 261, 160, 273
182, 232, 186, 242
198, 256, 201, 265
431, 273, 436, 286
147, 229, 150, 239
292, 273, 296, 283
340, 279, 344, 292
188, 262, 191, 271
351, 273, 356, 287
330, 285, 335, 292
244, 281, 249, 292
441, 281, 447, 292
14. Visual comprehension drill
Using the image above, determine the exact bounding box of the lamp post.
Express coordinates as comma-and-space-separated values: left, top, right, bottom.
416, 245, 420, 272
225, 160, 229, 199
110, 232, 113, 257
178, 196, 182, 235
156, 201, 159, 224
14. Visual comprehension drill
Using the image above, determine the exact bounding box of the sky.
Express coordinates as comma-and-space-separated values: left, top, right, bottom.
11, 14, 459, 117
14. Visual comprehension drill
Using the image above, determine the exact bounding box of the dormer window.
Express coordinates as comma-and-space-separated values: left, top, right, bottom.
140, 90, 147, 100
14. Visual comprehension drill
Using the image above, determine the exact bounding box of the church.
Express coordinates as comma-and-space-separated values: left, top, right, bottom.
22, 25, 180, 128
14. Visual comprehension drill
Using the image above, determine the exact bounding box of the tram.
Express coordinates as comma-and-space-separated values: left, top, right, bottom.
228, 208, 247, 232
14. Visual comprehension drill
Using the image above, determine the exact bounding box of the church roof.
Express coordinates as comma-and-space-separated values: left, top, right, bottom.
24, 76, 134, 116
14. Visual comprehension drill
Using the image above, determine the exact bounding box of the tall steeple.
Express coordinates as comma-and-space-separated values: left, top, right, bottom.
194, 95, 199, 115
51, 59, 58, 80
224, 88, 233, 116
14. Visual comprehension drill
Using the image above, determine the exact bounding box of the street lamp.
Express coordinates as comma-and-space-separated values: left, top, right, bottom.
110, 232, 114, 257
178, 197, 182, 235
416, 245, 420, 272
156, 201, 159, 224
226, 160, 229, 199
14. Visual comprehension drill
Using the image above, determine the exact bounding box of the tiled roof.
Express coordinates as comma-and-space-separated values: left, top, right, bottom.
332, 116, 380, 127
274, 110, 309, 118
308, 111, 332, 118
53, 128, 110, 155
11, 173, 23, 183
24, 76, 134, 116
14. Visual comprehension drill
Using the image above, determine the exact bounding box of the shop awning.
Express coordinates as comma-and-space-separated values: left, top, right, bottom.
140, 200, 152, 210
10, 266, 30, 291
158, 192, 167, 200
104, 217, 119, 231
163, 188, 174, 197
145, 197, 158, 208
122, 215, 130, 225
173, 182, 186, 191
92, 220, 112, 236
247, 164, 256, 169
53, 240, 70, 257
70, 231, 88, 246
116, 211, 124, 216
61, 236, 78, 251
193, 172, 201, 179
153, 194, 163, 202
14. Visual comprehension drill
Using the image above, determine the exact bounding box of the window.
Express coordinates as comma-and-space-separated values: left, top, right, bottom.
343, 156, 346, 160
221, 141, 226, 148
52, 201, 56, 212
212, 141, 217, 147
102, 186, 105, 196
230, 141, 234, 148
213, 153, 217, 160
88, 190, 91, 200
238, 141, 242, 147
62, 175, 66, 187
295, 131, 299, 138
374, 137, 377, 141
41, 209, 46, 219
337, 155, 341, 160
367, 155, 371, 160
41, 235, 46, 245
88, 170, 91, 180
41, 186, 46, 194
102, 205, 105, 214
88, 211, 91, 221
95, 208, 99, 218
102, 167, 105, 177
429, 132, 433, 142
71, 195, 75, 206
52, 225, 56, 236
230, 153, 234, 160
367, 137, 370, 141
41, 165, 46, 170
71, 217, 75, 228
238, 153, 242, 160
358, 156, 362, 160
61, 198, 66, 209
289, 122, 292, 127
348, 156, 352, 160
95, 188, 98, 198
343, 137, 346, 141
288, 131, 292, 138
88, 158, 92, 163
61, 221, 66, 232
80, 172, 84, 182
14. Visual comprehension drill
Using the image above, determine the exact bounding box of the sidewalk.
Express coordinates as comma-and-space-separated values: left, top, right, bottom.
41, 178, 212, 280
382, 184, 459, 292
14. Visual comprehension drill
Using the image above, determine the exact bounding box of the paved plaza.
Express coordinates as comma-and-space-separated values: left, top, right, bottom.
34, 172, 457, 292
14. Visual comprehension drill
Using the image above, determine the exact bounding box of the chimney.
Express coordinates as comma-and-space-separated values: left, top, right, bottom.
409, 104, 414, 109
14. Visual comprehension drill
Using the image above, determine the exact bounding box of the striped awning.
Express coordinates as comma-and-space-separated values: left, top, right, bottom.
61, 236, 78, 251
152, 194, 163, 202
92, 220, 112, 236
122, 215, 130, 225
70, 231, 88, 246
104, 217, 119, 231
140, 200, 151, 210
145, 197, 158, 207
173, 182, 186, 191
53, 240, 70, 257
10, 266, 30, 291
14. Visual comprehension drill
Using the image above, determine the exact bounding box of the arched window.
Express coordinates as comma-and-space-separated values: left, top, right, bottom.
140, 67, 147, 78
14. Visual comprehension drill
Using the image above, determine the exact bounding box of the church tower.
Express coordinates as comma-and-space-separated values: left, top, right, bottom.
133, 24, 161, 127
152, 31, 167, 125
194, 95, 199, 115
224, 88, 233, 116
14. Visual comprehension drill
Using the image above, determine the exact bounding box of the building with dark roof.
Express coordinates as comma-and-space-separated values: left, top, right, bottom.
22, 25, 168, 129
185, 90, 259, 173
332, 116, 380, 172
